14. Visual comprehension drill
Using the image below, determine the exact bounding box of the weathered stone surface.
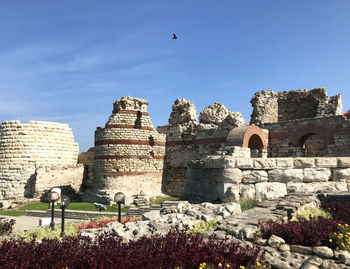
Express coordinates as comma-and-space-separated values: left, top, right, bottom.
224, 202, 241, 215
142, 210, 163, 221
290, 245, 313, 255
219, 112, 245, 128
236, 158, 254, 169
268, 169, 304, 183
303, 168, 331, 182
315, 158, 337, 168
278, 244, 291, 252
255, 182, 287, 201
276, 158, 294, 168
239, 184, 256, 199
212, 168, 243, 183
253, 158, 276, 169
242, 170, 268, 183
333, 168, 350, 181
268, 235, 285, 248
216, 183, 240, 202
199, 102, 230, 125
287, 182, 348, 193
338, 157, 350, 168
204, 157, 235, 169
169, 98, 197, 125
312, 246, 334, 259
335, 250, 350, 265
293, 158, 316, 168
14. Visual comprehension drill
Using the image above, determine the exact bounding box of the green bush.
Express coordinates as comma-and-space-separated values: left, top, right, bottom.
190, 219, 218, 235
296, 207, 332, 221
240, 198, 259, 211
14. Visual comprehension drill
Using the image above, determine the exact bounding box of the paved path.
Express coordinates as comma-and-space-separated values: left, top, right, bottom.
2, 215, 83, 235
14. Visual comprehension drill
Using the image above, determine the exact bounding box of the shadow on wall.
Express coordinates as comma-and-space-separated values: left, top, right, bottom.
39, 185, 83, 203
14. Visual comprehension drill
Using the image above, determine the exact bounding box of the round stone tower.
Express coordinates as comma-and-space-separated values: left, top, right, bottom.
93, 97, 166, 201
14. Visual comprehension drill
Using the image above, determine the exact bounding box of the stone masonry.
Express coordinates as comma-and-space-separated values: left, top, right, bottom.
93, 97, 166, 203
0, 120, 80, 208
186, 156, 350, 203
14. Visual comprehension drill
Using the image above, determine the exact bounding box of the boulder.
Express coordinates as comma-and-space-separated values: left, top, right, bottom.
168, 99, 197, 125
142, 210, 164, 221
199, 102, 230, 125
312, 246, 334, 259
268, 235, 285, 248
219, 112, 245, 128
224, 202, 242, 215
255, 182, 287, 201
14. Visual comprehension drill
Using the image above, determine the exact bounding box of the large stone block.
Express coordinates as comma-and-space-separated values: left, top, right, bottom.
337, 157, 350, 168
216, 183, 240, 202
242, 170, 268, 183
253, 158, 276, 169
276, 158, 293, 169
240, 184, 256, 200
287, 182, 348, 193
204, 157, 235, 169
293, 158, 316, 168
255, 182, 287, 201
303, 168, 331, 182
315, 158, 337, 168
185, 179, 218, 201
333, 168, 350, 182
235, 158, 253, 169
268, 169, 304, 183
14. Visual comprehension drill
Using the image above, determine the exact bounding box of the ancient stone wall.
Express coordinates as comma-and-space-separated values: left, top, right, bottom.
0, 120, 79, 208
250, 88, 342, 124
264, 115, 350, 157
93, 97, 166, 202
186, 156, 350, 203
78, 147, 94, 189
158, 99, 267, 197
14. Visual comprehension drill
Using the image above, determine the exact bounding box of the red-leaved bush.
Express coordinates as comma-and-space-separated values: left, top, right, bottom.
0, 228, 265, 269
260, 218, 342, 246
78, 217, 141, 231
0, 219, 15, 236
322, 201, 350, 224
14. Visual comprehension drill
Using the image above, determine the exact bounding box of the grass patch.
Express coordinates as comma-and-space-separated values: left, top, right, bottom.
149, 196, 179, 205
239, 198, 259, 211
296, 207, 332, 221
0, 202, 129, 216
0, 210, 26, 217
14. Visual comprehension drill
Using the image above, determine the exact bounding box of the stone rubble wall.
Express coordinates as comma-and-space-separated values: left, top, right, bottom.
186, 156, 350, 202
93, 97, 166, 202
0, 120, 79, 208
250, 88, 342, 125
264, 115, 350, 157
78, 147, 94, 189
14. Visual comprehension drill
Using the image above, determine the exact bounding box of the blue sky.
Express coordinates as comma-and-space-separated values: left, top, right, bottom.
1, 1, 350, 152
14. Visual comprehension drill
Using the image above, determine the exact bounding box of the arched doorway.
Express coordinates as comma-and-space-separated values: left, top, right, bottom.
248, 134, 264, 157
298, 133, 327, 157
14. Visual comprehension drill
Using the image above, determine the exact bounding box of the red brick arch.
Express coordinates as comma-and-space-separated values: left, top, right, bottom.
226, 125, 268, 150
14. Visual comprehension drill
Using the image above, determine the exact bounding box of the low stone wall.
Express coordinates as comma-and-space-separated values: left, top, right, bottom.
186, 156, 350, 202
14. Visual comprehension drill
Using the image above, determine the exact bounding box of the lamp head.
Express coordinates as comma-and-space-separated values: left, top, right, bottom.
60, 195, 70, 209
114, 192, 125, 204
48, 187, 61, 202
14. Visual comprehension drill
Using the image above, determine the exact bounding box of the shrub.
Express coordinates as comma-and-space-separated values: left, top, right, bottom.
0, 219, 15, 236
329, 223, 350, 251
239, 199, 258, 211
78, 216, 141, 231
259, 218, 342, 246
0, 228, 265, 269
190, 219, 218, 235
322, 201, 350, 223
296, 207, 332, 221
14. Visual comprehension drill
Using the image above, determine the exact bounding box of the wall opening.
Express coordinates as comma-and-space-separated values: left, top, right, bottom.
248, 134, 263, 158
134, 111, 142, 128
298, 133, 327, 157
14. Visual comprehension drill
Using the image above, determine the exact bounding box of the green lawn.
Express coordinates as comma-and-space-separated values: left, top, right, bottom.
149, 196, 179, 205
0, 202, 129, 216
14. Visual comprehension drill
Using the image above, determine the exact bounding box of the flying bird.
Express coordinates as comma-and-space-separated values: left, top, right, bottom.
172, 33, 177, 39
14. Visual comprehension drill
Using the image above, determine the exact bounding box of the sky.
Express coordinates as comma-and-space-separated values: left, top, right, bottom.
1, 1, 350, 152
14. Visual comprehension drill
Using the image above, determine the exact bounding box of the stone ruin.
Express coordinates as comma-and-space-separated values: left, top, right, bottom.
1, 87, 350, 208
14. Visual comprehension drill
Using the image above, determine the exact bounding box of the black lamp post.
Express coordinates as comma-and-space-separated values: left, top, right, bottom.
60, 195, 70, 237
114, 192, 125, 223
48, 188, 61, 230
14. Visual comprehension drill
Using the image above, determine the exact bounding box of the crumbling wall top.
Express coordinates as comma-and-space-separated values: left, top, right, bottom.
168, 98, 198, 125
113, 96, 149, 113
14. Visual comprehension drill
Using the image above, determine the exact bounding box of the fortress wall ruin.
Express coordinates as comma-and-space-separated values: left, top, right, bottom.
0, 120, 80, 208
186, 156, 350, 202
157, 99, 268, 196
264, 115, 350, 157
250, 88, 342, 125
93, 97, 166, 200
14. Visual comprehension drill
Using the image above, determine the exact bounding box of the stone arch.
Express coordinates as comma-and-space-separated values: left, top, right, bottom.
297, 133, 327, 157
226, 125, 268, 157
